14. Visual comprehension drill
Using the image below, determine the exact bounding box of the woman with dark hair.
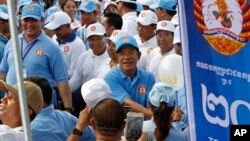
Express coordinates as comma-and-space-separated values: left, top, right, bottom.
61, 0, 81, 31
139, 82, 186, 141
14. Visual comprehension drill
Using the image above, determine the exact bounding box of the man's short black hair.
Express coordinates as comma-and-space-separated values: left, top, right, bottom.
92, 98, 125, 134
122, 1, 137, 10
104, 12, 123, 30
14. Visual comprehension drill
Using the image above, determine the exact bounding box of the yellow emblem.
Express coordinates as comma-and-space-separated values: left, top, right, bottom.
161, 22, 167, 27
193, 0, 250, 55
29, 6, 34, 12
122, 37, 128, 42
91, 26, 96, 31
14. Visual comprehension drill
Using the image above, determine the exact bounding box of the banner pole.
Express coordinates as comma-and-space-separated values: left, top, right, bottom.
6, 0, 32, 141
178, 0, 196, 141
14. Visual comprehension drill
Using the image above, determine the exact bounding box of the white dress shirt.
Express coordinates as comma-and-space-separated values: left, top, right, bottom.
134, 35, 158, 70
69, 48, 109, 91
121, 12, 138, 36
146, 47, 176, 82
0, 125, 24, 141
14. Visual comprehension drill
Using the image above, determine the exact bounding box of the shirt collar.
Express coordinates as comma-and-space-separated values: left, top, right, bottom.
118, 67, 141, 79
13, 126, 23, 132
57, 32, 76, 45
122, 12, 137, 20
0, 33, 8, 44
20, 30, 46, 43
162, 47, 175, 56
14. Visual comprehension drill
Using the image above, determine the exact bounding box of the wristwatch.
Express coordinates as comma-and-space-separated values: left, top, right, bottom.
71, 127, 83, 136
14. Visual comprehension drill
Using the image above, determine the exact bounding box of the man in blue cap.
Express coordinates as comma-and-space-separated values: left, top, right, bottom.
104, 35, 156, 119
0, 5, 9, 99
0, 5, 8, 62
0, 2, 73, 112
76, 0, 98, 50
151, 0, 178, 21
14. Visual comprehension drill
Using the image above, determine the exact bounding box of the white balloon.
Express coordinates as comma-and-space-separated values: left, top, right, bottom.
158, 54, 184, 91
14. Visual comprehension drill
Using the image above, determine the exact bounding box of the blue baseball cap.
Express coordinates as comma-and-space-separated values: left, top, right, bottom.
149, 82, 176, 107
0, 5, 8, 20
21, 2, 42, 20
17, 0, 31, 10
150, 0, 177, 11
78, 0, 96, 13
115, 35, 139, 53
136, 3, 143, 13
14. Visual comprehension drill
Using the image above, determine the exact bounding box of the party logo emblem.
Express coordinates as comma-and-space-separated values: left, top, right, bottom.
193, 0, 250, 55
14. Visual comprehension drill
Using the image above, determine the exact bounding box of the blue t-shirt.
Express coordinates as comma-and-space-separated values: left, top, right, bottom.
0, 31, 68, 86
143, 119, 186, 141
104, 66, 155, 107
172, 87, 188, 131
0, 34, 8, 63
0, 34, 8, 98
31, 105, 95, 141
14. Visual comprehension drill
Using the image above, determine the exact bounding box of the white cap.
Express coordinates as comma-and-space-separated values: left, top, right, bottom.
74, 0, 81, 1
86, 23, 106, 39
137, 10, 158, 26
149, 82, 176, 107
104, 30, 127, 43
156, 20, 175, 32
137, 0, 157, 6
104, 1, 117, 10
81, 79, 112, 109
44, 11, 71, 30
173, 26, 180, 44
171, 13, 179, 26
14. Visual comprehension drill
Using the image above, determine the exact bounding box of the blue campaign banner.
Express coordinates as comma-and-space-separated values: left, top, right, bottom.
179, 0, 250, 140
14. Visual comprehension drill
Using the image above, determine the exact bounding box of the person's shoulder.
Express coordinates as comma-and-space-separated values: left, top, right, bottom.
74, 36, 85, 44
105, 66, 119, 75
143, 120, 156, 131
80, 49, 93, 58
165, 127, 186, 141
39, 33, 59, 47
55, 109, 77, 121
150, 47, 160, 55
0, 125, 12, 132
104, 66, 120, 79
76, 26, 86, 34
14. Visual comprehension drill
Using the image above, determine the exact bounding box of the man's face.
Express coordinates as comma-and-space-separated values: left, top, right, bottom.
107, 40, 117, 59
80, 11, 97, 25
116, 2, 123, 15
0, 92, 21, 122
137, 23, 155, 41
105, 5, 118, 14
155, 8, 172, 21
156, 30, 174, 52
88, 35, 106, 56
0, 20, 10, 34
101, 17, 112, 37
117, 46, 140, 74
174, 43, 182, 56
21, 18, 42, 39
54, 24, 70, 40
62, 0, 77, 18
